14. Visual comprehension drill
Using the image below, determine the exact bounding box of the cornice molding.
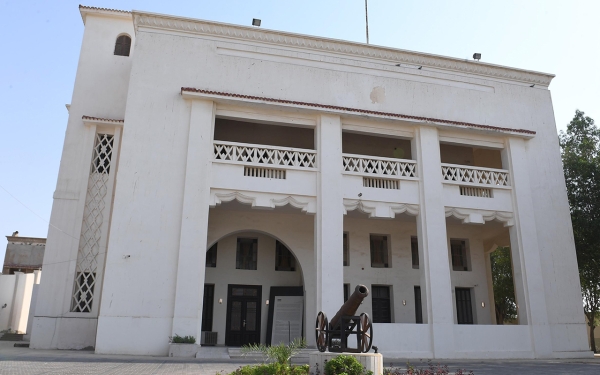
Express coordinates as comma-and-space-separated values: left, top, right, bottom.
79, 5, 132, 24
210, 190, 316, 214
445, 207, 514, 227
82, 116, 124, 127
133, 12, 553, 86
343, 199, 419, 219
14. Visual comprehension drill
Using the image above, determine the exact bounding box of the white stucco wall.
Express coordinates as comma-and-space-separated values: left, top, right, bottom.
35, 6, 590, 359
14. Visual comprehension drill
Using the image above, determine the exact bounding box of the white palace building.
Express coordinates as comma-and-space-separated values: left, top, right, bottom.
30, 5, 591, 359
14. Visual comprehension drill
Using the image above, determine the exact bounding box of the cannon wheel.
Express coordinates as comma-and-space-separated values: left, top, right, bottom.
359, 313, 373, 353
315, 311, 329, 352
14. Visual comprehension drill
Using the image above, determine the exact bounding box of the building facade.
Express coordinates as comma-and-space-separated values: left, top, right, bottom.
3, 235, 45, 275
30, 5, 591, 358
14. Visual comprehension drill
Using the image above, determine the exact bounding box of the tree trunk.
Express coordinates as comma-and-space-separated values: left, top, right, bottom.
591, 325, 597, 353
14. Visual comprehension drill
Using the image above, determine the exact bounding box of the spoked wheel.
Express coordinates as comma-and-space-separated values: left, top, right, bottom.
315, 311, 329, 352
359, 313, 373, 353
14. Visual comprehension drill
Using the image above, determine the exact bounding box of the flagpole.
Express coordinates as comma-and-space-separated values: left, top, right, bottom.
365, 0, 369, 44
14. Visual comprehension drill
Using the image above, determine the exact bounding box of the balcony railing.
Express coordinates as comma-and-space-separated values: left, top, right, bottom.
441, 163, 510, 187
342, 153, 417, 178
214, 141, 317, 169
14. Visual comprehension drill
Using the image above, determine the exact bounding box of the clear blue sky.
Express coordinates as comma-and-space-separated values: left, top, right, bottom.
1, 0, 599, 265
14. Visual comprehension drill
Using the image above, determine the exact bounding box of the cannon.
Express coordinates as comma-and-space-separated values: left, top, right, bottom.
315, 284, 373, 353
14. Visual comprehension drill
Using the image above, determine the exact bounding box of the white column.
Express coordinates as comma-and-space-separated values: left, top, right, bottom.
314, 114, 344, 317
172, 99, 215, 340
503, 137, 553, 357
413, 126, 455, 357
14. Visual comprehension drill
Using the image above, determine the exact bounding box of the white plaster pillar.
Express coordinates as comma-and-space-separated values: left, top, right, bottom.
412, 126, 455, 357
502, 137, 553, 357
314, 114, 344, 316
172, 99, 215, 340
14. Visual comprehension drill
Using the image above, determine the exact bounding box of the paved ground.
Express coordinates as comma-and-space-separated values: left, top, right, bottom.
0, 342, 598, 374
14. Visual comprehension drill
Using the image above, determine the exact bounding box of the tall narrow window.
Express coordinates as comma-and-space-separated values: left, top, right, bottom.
414, 286, 423, 324
202, 284, 215, 331
114, 35, 131, 56
343, 232, 349, 266
411, 236, 419, 269
275, 241, 295, 271
236, 238, 257, 270
455, 287, 474, 324
371, 285, 392, 323
450, 239, 469, 271
343, 283, 350, 302
370, 235, 389, 268
206, 243, 217, 268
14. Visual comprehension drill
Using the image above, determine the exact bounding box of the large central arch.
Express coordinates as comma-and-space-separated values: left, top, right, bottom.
202, 207, 315, 347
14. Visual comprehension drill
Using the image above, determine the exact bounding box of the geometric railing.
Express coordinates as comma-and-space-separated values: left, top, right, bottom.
441, 163, 510, 187
343, 153, 417, 178
214, 141, 317, 169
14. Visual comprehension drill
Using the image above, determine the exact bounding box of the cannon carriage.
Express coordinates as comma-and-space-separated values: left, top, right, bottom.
315, 284, 373, 353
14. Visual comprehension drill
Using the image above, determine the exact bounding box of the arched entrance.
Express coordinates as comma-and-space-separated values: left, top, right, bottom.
203, 230, 306, 347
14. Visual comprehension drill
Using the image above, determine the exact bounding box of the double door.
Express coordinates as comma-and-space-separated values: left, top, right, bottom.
225, 285, 262, 346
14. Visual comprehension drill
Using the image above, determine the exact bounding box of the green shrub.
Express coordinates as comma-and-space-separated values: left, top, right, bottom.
229, 363, 309, 375
241, 337, 306, 365
169, 334, 196, 344
324, 354, 370, 375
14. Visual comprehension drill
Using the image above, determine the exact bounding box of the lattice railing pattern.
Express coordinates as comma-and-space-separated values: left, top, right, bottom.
441, 163, 510, 187
214, 141, 316, 169
343, 154, 417, 178
71, 133, 114, 313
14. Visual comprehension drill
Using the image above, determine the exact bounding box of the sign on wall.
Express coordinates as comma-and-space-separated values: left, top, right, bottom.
270, 296, 303, 345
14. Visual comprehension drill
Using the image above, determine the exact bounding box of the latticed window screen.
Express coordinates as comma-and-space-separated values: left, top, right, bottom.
71, 133, 114, 313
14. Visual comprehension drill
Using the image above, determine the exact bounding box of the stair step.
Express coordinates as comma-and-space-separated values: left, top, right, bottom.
0, 333, 24, 341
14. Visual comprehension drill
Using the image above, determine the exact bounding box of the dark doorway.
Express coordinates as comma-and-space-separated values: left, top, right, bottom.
225, 284, 262, 346
455, 287, 474, 324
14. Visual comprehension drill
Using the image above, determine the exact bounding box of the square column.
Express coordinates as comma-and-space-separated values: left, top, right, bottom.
503, 137, 553, 357
172, 99, 215, 340
314, 114, 344, 317
412, 126, 455, 358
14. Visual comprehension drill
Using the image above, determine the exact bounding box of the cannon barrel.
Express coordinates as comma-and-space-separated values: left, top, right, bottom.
330, 284, 369, 329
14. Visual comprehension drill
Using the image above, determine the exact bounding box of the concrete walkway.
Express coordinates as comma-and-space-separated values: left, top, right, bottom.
0, 342, 598, 374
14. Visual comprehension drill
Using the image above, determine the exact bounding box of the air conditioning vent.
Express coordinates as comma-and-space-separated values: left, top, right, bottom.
460, 186, 492, 198
363, 177, 399, 190
201, 331, 218, 346
244, 167, 286, 179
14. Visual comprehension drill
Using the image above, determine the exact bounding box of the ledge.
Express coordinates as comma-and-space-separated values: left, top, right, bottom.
82, 116, 124, 127
182, 88, 536, 137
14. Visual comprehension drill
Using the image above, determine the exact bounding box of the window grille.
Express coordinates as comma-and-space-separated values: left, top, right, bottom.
114, 35, 131, 56
275, 241, 295, 271
206, 243, 217, 267
455, 288, 474, 324
450, 239, 469, 271
371, 286, 392, 323
244, 167, 286, 179
459, 186, 493, 198
236, 238, 257, 270
71, 133, 114, 312
363, 177, 399, 190
370, 235, 389, 268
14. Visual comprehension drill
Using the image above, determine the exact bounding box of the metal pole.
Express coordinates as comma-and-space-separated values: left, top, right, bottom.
365, 0, 369, 44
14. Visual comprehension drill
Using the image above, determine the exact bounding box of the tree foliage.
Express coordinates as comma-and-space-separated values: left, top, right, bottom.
490, 246, 517, 324
559, 109, 600, 353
